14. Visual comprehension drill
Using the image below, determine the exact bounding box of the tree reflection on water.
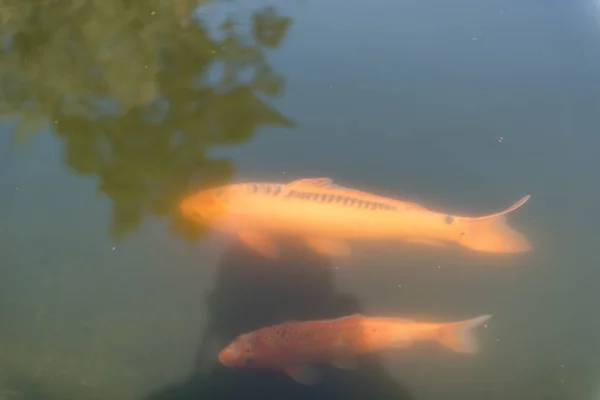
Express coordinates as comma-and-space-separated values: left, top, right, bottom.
0, 1, 294, 398
0, 0, 295, 240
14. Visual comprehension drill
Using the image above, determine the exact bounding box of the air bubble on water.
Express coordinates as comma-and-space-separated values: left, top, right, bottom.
111, 247, 116, 251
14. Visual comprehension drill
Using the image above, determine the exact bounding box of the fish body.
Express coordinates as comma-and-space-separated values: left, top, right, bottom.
180, 177, 531, 258
218, 313, 491, 385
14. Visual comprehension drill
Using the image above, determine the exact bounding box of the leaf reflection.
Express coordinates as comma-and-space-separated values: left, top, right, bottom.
0, 0, 295, 240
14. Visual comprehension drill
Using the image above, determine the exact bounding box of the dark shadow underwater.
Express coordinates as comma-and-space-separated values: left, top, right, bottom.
142, 240, 415, 400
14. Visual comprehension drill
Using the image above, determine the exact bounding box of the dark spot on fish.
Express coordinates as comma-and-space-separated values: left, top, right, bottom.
249, 184, 258, 193
445, 215, 455, 225
278, 330, 289, 339
272, 185, 282, 196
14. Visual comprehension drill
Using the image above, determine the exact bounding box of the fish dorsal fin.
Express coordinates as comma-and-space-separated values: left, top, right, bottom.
469, 195, 531, 220
335, 313, 364, 321
287, 178, 426, 211
288, 177, 336, 189
392, 199, 427, 211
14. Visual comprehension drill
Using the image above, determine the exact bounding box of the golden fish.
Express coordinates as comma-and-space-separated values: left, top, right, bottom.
218, 313, 491, 385
180, 177, 531, 258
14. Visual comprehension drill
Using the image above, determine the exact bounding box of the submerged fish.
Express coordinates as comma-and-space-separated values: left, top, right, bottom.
180, 177, 531, 258
218, 313, 491, 385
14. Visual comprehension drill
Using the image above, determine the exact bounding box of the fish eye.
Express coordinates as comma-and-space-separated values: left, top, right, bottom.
444, 215, 455, 225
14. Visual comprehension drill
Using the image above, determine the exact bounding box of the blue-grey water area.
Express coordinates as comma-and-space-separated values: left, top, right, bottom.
2, 0, 600, 399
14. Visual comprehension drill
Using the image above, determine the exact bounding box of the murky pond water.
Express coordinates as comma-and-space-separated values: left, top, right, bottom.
2, 0, 600, 399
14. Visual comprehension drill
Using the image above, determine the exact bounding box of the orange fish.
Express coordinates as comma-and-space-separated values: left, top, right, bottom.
218, 313, 491, 385
180, 177, 531, 258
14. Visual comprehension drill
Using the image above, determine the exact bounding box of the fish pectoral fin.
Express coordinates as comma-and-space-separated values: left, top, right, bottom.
304, 237, 351, 257
392, 334, 413, 348
330, 356, 358, 370
236, 231, 280, 258
404, 238, 448, 248
283, 364, 322, 385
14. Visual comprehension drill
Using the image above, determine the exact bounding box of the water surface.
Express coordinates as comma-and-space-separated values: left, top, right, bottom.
1, 0, 600, 399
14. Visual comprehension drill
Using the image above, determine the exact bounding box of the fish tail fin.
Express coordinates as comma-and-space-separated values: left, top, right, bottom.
436, 315, 491, 354
460, 195, 531, 253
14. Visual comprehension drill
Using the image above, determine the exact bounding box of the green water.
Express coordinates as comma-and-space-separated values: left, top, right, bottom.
2, 0, 600, 399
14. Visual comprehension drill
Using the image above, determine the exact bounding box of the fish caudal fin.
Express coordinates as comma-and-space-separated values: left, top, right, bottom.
436, 315, 491, 354
460, 195, 531, 254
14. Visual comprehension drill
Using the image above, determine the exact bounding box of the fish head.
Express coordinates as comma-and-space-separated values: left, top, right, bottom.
218, 333, 261, 368
179, 185, 238, 224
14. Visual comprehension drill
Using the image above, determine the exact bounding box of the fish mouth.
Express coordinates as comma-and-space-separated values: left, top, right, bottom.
218, 349, 236, 367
